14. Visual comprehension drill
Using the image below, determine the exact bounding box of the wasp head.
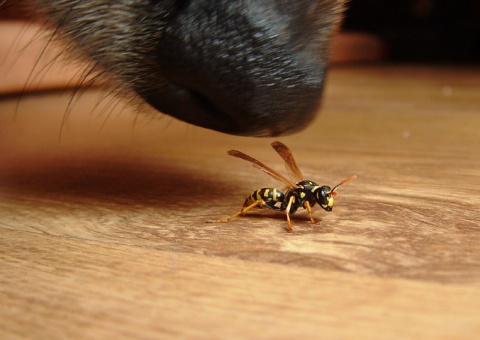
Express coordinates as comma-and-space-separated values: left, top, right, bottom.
315, 175, 357, 211
315, 186, 334, 211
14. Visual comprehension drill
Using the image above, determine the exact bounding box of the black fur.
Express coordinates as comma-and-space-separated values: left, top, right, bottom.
29, 0, 345, 136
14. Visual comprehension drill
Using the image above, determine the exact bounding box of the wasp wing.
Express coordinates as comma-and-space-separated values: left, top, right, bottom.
271, 141, 304, 182
227, 150, 298, 188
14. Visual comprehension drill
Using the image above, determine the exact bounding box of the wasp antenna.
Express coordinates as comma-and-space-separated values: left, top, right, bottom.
331, 175, 357, 193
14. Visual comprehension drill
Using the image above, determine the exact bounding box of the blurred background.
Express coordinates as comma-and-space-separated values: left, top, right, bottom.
341, 0, 480, 63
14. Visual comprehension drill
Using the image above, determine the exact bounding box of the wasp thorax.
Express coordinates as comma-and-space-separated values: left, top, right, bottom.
316, 186, 334, 211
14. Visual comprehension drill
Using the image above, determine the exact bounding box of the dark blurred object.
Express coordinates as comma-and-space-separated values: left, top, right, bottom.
342, 0, 480, 62
0, 0, 32, 20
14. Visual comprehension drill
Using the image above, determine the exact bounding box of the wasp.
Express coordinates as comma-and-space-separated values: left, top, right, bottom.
212, 141, 356, 232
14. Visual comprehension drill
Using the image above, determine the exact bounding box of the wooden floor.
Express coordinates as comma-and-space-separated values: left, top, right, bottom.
1, 64, 479, 338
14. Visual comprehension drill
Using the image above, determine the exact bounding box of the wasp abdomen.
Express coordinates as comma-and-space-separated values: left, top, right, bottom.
243, 188, 285, 211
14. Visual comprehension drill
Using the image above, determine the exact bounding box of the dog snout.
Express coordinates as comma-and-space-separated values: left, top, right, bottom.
144, 0, 344, 136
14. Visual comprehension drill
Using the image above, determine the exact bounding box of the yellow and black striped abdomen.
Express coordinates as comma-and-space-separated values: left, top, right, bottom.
243, 188, 285, 211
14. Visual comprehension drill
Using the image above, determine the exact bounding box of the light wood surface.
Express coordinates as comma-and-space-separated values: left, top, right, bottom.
1, 64, 480, 338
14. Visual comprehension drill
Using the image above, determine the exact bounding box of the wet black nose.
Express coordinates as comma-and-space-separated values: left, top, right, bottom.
145, 0, 344, 136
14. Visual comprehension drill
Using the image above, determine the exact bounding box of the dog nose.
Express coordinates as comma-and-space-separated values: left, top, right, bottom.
145, 0, 344, 136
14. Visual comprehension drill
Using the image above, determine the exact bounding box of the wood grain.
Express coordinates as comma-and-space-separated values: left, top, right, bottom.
1, 229, 479, 339
1, 65, 480, 338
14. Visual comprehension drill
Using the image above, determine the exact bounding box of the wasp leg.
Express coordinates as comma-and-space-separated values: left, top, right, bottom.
304, 201, 318, 224
213, 200, 266, 223
284, 196, 295, 233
